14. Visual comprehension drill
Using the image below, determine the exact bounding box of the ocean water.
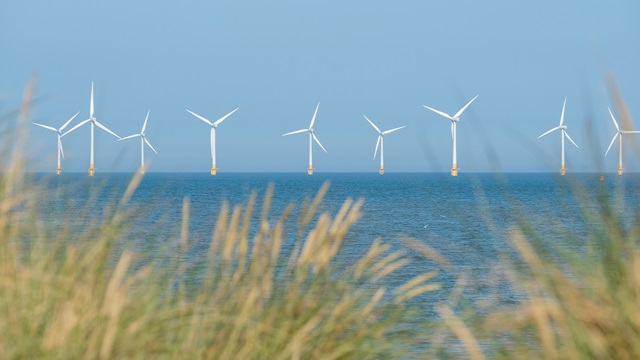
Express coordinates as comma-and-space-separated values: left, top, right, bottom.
31, 172, 640, 317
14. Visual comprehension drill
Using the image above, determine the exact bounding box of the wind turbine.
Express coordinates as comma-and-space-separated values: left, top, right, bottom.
537, 97, 578, 175
32, 112, 79, 174
186, 107, 239, 175
605, 107, 640, 175
119, 110, 157, 174
63, 82, 120, 176
422, 95, 478, 176
363, 115, 405, 174
282, 103, 326, 175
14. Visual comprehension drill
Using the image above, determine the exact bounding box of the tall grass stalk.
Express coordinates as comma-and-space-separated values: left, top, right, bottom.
433, 79, 640, 359
7, 76, 640, 359
0, 80, 440, 359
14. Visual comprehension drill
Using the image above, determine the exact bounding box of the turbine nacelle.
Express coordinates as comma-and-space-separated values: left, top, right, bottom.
605, 107, 640, 159
537, 97, 578, 175
282, 103, 326, 174
422, 95, 478, 176
363, 115, 405, 162
186, 107, 239, 174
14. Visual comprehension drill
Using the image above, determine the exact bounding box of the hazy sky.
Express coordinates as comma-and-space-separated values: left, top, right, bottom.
1, 1, 639, 173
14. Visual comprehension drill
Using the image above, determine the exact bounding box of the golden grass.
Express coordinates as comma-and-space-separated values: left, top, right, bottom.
0, 79, 442, 359
5, 76, 640, 359
431, 78, 640, 359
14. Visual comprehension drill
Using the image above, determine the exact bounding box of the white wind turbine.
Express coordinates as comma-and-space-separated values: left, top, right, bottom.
423, 95, 478, 176
363, 115, 405, 174
63, 82, 120, 176
186, 107, 239, 175
605, 107, 640, 175
282, 103, 326, 175
119, 110, 158, 174
537, 97, 578, 175
32, 112, 79, 174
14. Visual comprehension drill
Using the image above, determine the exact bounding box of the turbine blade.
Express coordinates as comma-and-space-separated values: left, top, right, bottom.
382, 126, 406, 135
422, 105, 453, 120
61, 119, 90, 137
144, 137, 158, 154
363, 115, 381, 133
605, 133, 619, 156
94, 120, 120, 138
312, 133, 327, 153
213, 107, 239, 126
622, 131, 640, 134
309, 102, 320, 128
118, 134, 141, 141
450, 122, 454, 140
559, 97, 567, 125
90, 81, 94, 118
141, 110, 150, 133
537, 126, 560, 139
32, 123, 57, 132
453, 95, 479, 119
608, 107, 620, 131
59, 137, 65, 160
374, 135, 381, 159
282, 129, 308, 136
186, 109, 213, 126
564, 130, 578, 148
60, 112, 80, 131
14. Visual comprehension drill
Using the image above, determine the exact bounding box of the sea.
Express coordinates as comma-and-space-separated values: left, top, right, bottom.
29, 172, 640, 323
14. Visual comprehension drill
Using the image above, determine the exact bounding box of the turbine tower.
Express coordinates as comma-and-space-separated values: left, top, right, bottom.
63, 82, 120, 176
282, 103, 326, 175
186, 107, 239, 175
537, 97, 578, 175
32, 112, 79, 174
423, 95, 478, 176
363, 115, 405, 174
605, 107, 640, 175
119, 110, 158, 174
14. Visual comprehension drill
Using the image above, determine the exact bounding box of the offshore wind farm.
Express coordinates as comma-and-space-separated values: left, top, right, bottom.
3, 1, 640, 358
26, 84, 640, 176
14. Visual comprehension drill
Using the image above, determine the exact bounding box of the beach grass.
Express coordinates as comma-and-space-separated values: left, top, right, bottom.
0, 79, 443, 359
4, 77, 640, 359
428, 77, 640, 360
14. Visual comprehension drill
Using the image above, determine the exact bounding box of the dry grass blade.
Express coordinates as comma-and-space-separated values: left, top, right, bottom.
1, 83, 445, 359
438, 305, 486, 360
401, 237, 452, 271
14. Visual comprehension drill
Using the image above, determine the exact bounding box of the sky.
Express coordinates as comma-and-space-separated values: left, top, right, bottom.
1, 1, 639, 173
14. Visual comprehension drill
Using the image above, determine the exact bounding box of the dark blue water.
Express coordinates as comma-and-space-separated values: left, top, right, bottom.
30, 172, 640, 316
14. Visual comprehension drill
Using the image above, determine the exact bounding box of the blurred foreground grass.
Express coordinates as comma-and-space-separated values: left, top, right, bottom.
0, 79, 440, 359
3, 78, 640, 359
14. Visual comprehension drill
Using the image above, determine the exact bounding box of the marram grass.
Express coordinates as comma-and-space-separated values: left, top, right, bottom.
0, 177, 443, 358
433, 77, 640, 360
5, 77, 640, 359
0, 80, 439, 359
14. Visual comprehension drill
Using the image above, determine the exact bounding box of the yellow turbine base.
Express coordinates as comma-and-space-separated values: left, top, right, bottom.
211, 165, 217, 176
88, 164, 95, 176
56, 166, 61, 175
560, 165, 566, 176
379, 167, 384, 175
618, 166, 623, 175
140, 165, 145, 175
308, 166, 313, 175
451, 164, 458, 177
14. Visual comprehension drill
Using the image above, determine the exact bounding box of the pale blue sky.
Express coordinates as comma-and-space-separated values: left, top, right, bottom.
1, 1, 639, 173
